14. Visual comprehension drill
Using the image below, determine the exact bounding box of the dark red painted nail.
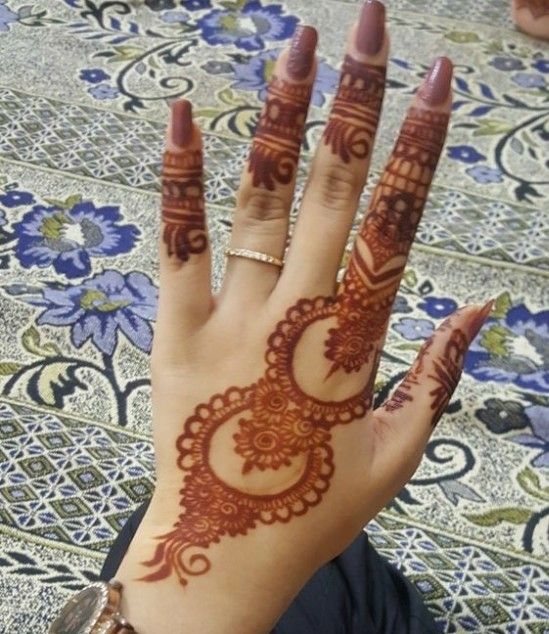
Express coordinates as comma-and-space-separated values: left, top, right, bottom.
287, 25, 318, 80
417, 57, 453, 106
356, 0, 385, 55
170, 99, 192, 147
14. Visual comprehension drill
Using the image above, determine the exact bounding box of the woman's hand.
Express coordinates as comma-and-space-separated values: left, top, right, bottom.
116, 3, 491, 632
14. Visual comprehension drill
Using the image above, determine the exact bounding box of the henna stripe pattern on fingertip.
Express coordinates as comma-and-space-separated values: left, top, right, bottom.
323, 55, 386, 164
161, 149, 207, 262
247, 75, 312, 191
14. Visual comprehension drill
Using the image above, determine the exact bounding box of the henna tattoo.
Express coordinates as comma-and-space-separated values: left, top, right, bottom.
323, 56, 386, 164
139, 296, 371, 586
141, 106, 449, 587
325, 108, 449, 377
516, 0, 549, 18
247, 75, 311, 190
427, 327, 468, 426
383, 337, 433, 413
383, 305, 490, 425
162, 149, 207, 262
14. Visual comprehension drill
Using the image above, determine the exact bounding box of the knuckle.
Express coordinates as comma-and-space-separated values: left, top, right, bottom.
237, 189, 289, 232
313, 163, 362, 212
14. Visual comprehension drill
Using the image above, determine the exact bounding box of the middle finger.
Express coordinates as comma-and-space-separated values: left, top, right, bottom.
280, 1, 388, 300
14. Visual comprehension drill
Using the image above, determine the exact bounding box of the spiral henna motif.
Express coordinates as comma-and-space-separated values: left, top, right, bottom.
323, 55, 386, 163
247, 75, 312, 190
162, 149, 207, 261
140, 105, 449, 586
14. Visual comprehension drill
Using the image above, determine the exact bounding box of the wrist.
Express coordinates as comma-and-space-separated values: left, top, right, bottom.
114, 500, 307, 634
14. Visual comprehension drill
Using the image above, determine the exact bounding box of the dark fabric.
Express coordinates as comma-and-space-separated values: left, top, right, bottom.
100, 500, 438, 634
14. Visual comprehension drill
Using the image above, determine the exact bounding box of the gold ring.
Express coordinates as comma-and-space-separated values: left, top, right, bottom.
226, 248, 284, 268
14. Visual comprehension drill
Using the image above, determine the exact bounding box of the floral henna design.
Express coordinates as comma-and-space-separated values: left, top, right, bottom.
247, 75, 312, 190
162, 149, 207, 262
323, 55, 386, 164
141, 107, 450, 587
325, 108, 449, 376
139, 296, 371, 586
426, 305, 492, 426
383, 308, 486, 425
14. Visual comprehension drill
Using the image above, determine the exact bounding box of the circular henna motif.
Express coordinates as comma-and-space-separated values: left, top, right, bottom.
175, 385, 337, 528
234, 418, 295, 473
265, 296, 368, 424
255, 444, 334, 523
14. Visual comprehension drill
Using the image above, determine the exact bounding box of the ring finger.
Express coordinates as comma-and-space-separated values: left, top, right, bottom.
332, 57, 453, 381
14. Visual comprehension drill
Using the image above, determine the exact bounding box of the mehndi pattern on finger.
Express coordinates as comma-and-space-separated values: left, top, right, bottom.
247, 75, 312, 190
383, 303, 491, 426
161, 149, 207, 262
325, 108, 449, 377
323, 55, 386, 164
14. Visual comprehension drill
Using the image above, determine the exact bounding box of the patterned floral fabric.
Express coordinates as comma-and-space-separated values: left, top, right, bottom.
0, 1, 547, 632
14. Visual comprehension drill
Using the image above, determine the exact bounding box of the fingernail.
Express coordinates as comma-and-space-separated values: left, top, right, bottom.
170, 99, 192, 147
356, 0, 385, 55
469, 299, 494, 340
287, 25, 318, 80
417, 57, 453, 106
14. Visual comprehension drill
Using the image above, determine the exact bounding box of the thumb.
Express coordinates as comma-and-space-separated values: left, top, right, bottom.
371, 300, 493, 476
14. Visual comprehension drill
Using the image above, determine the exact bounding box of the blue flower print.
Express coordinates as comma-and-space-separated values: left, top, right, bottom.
14, 201, 140, 279
419, 296, 458, 318
511, 72, 546, 89
0, 0, 18, 33
532, 59, 549, 74
197, 1, 298, 51
232, 47, 338, 107
511, 405, 549, 468
393, 318, 435, 341
88, 84, 119, 100
0, 209, 6, 227
0, 190, 34, 207
489, 56, 525, 72
79, 68, 110, 84
35, 270, 158, 355
466, 165, 504, 184
465, 304, 549, 393
392, 295, 413, 314
183, 0, 211, 9
161, 10, 189, 23
447, 145, 486, 164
